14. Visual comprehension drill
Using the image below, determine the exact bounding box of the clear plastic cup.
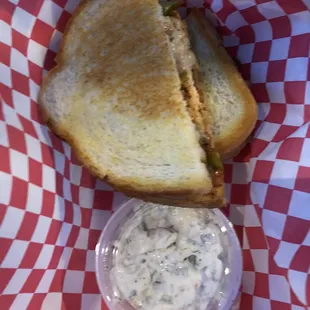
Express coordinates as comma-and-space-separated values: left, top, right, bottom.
95, 199, 242, 310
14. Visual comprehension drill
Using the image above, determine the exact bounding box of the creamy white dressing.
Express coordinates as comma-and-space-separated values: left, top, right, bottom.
164, 16, 196, 74
110, 203, 224, 310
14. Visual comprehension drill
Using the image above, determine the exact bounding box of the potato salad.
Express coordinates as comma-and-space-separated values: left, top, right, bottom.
110, 203, 224, 310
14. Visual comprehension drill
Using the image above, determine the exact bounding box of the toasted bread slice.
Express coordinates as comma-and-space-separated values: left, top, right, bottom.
39, 0, 224, 207
123, 184, 225, 208
187, 9, 258, 159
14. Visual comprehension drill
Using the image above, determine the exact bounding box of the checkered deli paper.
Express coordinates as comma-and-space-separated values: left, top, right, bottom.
0, 0, 309, 309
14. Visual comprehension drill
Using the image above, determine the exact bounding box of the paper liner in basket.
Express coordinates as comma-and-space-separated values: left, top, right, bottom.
0, 0, 309, 309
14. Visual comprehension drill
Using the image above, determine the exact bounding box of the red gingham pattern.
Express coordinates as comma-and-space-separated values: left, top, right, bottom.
0, 0, 310, 309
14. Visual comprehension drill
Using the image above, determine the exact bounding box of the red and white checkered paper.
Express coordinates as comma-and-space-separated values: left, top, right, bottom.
0, 0, 309, 309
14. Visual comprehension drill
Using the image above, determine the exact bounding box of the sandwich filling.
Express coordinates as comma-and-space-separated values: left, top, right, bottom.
162, 7, 223, 187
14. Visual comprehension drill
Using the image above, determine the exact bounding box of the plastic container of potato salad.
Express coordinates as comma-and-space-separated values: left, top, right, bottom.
95, 199, 242, 310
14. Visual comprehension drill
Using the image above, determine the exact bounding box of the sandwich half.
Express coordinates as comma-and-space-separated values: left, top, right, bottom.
39, 0, 225, 208
187, 9, 258, 159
